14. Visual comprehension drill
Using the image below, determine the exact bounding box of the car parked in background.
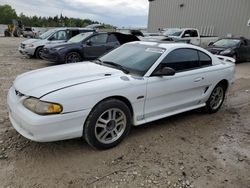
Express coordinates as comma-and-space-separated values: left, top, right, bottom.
22, 27, 38, 38
19, 27, 95, 58
141, 28, 219, 47
207, 37, 250, 62
41, 32, 139, 63
8, 42, 235, 149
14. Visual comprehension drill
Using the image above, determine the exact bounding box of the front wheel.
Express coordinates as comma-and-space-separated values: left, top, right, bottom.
35, 47, 43, 59
65, 52, 82, 63
205, 83, 226, 113
84, 99, 132, 149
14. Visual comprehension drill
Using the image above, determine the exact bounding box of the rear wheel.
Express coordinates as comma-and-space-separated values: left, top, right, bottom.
84, 99, 132, 149
65, 52, 82, 63
4, 30, 11, 37
205, 83, 226, 113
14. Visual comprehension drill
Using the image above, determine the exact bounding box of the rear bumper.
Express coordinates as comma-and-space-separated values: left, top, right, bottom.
7, 87, 90, 142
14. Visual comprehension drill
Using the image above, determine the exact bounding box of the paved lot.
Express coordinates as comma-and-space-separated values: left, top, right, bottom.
0, 37, 249, 188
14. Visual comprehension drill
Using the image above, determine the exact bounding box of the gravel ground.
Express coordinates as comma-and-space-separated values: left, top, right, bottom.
0, 37, 249, 188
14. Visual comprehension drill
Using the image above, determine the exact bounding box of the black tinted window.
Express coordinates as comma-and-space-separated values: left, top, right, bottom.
107, 34, 118, 43
191, 30, 198, 37
198, 51, 212, 66
162, 49, 199, 72
70, 30, 80, 38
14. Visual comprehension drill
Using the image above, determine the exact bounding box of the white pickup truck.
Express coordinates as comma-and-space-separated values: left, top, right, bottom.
142, 28, 219, 47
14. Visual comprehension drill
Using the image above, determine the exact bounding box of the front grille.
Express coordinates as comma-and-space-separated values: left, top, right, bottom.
21, 43, 25, 49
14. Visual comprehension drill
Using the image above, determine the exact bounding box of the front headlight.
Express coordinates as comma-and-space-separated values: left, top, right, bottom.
23, 97, 63, 115
220, 49, 232, 55
26, 44, 34, 48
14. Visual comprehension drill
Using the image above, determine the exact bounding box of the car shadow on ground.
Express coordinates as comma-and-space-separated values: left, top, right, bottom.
12, 108, 207, 157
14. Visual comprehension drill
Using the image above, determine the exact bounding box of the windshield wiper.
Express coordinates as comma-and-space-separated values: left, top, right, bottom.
102, 61, 130, 74
91, 58, 102, 65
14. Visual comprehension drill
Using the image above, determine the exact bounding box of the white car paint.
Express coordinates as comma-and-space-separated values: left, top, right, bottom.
8, 42, 235, 142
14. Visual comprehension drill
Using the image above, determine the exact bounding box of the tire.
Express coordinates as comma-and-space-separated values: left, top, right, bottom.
35, 47, 43, 59
84, 99, 132, 149
13, 28, 21, 37
65, 52, 82, 63
4, 30, 11, 37
205, 83, 226, 113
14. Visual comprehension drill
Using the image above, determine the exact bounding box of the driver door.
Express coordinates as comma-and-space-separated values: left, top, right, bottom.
83, 33, 108, 60
144, 48, 206, 120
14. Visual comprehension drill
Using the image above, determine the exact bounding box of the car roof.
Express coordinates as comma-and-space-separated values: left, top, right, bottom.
129, 41, 197, 49
220, 37, 244, 40
51, 27, 94, 31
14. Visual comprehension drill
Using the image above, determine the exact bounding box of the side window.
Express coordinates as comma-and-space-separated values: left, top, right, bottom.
70, 30, 80, 38
198, 51, 212, 67
50, 30, 67, 41
182, 30, 191, 38
161, 49, 199, 72
89, 34, 108, 44
107, 34, 118, 43
190, 30, 198, 37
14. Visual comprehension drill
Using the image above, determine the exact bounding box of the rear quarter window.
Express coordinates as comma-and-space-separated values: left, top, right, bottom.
198, 51, 212, 67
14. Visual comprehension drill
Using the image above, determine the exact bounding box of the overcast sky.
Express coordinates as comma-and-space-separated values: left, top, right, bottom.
0, 0, 149, 27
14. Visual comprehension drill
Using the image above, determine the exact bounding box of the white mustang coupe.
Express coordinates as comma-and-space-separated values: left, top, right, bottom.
8, 42, 235, 149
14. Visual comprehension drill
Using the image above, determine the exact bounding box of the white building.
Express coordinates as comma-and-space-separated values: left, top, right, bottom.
148, 0, 250, 38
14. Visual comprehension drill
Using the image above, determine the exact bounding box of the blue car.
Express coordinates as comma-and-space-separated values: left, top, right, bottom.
41, 32, 139, 63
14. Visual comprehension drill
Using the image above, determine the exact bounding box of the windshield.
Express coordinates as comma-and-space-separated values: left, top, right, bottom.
68, 32, 93, 43
163, 29, 183, 37
213, 39, 241, 48
38, 29, 56, 39
99, 44, 165, 75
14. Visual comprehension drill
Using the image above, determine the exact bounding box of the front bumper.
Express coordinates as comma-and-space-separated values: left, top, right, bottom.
18, 46, 36, 56
41, 50, 65, 63
7, 87, 90, 142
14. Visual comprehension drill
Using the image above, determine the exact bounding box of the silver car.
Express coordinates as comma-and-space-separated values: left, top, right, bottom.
19, 28, 94, 58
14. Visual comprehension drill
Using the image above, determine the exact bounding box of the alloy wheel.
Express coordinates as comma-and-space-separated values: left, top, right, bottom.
94, 108, 127, 144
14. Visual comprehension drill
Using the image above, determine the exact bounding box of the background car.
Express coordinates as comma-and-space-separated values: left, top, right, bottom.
207, 37, 250, 62
41, 32, 139, 63
22, 27, 38, 38
19, 27, 95, 58
8, 42, 235, 149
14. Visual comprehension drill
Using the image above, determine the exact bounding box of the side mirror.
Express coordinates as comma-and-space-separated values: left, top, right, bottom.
208, 42, 214, 46
152, 67, 175, 76
240, 41, 247, 46
86, 40, 92, 46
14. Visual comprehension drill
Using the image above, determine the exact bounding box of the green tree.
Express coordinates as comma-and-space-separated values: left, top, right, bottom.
0, 4, 17, 24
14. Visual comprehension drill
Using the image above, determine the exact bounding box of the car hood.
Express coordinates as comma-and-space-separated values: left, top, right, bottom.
207, 47, 230, 54
14, 62, 122, 98
44, 42, 78, 49
22, 39, 41, 45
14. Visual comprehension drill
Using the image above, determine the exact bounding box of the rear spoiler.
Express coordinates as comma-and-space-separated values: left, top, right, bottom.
215, 55, 236, 63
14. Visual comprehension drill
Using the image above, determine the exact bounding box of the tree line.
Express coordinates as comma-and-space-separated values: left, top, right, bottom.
0, 4, 115, 29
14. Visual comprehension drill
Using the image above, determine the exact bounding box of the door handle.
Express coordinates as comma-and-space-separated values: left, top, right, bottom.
194, 77, 204, 82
